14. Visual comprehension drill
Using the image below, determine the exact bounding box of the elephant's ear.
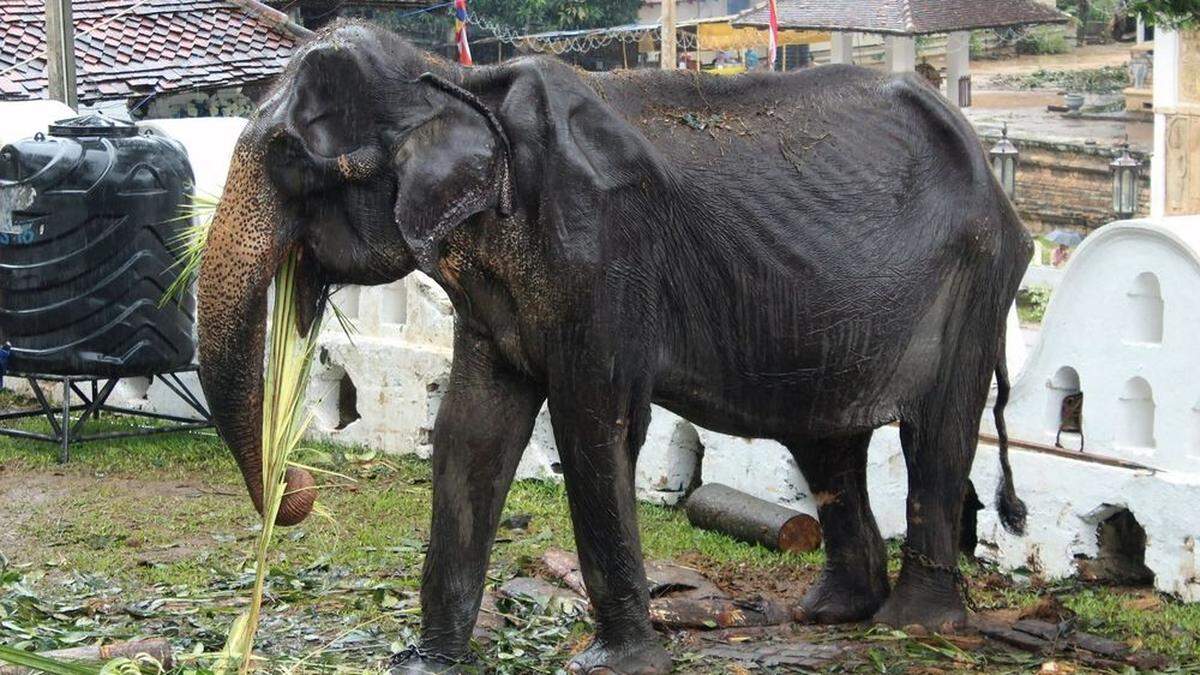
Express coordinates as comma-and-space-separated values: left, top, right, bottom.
266, 42, 387, 194
392, 73, 513, 269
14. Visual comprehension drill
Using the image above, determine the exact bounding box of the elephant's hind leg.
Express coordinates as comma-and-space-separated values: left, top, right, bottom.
873, 364, 992, 631
789, 431, 889, 623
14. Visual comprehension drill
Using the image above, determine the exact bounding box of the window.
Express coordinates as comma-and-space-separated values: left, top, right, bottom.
1117, 377, 1155, 449
1125, 272, 1164, 344
1045, 366, 1083, 450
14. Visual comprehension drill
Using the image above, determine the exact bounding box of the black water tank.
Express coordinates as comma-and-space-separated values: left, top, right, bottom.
0, 114, 196, 377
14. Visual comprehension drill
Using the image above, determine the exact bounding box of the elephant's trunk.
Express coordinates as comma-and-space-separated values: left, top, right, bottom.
197, 141, 316, 527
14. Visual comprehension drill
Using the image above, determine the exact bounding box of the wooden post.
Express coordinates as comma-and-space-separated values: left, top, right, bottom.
45, 0, 78, 108
661, 0, 677, 70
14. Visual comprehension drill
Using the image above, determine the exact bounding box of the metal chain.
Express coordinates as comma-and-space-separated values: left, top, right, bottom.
900, 544, 978, 612
389, 644, 471, 669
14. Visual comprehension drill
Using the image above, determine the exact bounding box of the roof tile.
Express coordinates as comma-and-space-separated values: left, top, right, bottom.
736, 0, 1068, 35
0, 0, 302, 102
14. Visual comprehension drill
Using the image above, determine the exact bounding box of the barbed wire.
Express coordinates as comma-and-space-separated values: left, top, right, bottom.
457, 6, 1058, 60
468, 11, 700, 55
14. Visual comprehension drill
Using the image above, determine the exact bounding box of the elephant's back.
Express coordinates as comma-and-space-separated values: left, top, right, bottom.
586, 66, 998, 238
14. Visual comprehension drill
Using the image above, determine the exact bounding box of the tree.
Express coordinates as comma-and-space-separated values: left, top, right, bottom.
1128, 0, 1200, 27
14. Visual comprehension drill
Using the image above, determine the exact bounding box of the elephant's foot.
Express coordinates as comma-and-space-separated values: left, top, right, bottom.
796, 568, 889, 624
567, 637, 671, 675
387, 646, 476, 674
871, 564, 967, 632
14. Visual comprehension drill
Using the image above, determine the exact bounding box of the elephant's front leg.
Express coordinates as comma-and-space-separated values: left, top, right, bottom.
548, 378, 671, 675
391, 332, 544, 674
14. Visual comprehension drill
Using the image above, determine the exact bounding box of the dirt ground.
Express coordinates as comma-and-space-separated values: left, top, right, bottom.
972, 42, 1133, 78
2, 416, 1198, 674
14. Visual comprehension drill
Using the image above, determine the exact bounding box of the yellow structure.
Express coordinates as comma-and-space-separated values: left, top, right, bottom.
693, 19, 827, 51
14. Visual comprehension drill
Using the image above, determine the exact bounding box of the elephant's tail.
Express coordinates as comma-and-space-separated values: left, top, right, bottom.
993, 334, 1027, 536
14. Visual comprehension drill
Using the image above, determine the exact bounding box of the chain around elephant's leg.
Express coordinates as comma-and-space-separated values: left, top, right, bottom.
789, 431, 889, 624
874, 377, 991, 631
393, 333, 545, 673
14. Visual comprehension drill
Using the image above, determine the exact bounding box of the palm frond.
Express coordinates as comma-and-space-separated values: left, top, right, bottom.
0, 645, 101, 675
219, 248, 322, 675
160, 190, 220, 308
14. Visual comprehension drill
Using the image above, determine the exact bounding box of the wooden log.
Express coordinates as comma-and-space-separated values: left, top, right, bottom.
1012, 619, 1130, 658
0, 639, 173, 675
685, 483, 822, 554
649, 596, 791, 629
976, 619, 1053, 654
540, 548, 588, 597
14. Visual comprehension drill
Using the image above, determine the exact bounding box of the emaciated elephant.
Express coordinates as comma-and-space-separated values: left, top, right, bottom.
197, 22, 1030, 674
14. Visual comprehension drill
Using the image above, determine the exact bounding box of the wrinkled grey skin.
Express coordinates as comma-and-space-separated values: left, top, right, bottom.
197, 21, 1030, 674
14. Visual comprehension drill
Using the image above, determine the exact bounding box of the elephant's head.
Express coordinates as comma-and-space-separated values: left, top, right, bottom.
197, 23, 514, 525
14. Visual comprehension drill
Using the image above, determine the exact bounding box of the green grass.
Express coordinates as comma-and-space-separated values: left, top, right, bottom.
2, 414, 1199, 672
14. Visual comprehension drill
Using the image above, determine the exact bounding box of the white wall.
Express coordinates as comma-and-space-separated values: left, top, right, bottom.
0, 100, 76, 145
1000, 217, 1200, 474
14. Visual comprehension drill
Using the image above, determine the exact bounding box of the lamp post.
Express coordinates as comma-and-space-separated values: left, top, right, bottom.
990, 123, 1019, 200
1110, 140, 1141, 219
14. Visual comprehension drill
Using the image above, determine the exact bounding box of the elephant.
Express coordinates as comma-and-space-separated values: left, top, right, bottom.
196, 21, 1031, 674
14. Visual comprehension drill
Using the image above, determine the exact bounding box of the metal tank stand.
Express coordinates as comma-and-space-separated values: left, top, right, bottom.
0, 367, 212, 462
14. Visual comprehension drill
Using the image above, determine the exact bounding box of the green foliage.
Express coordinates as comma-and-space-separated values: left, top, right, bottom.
1057, 0, 1122, 22
1017, 284, 1053, 324
1128, 0, 1200, 27
1015, 26, 1071, 54
5, 420, 1200, 670
160, 191, 218, 308
0, 645, 100, 675
993, 65, 1131, 93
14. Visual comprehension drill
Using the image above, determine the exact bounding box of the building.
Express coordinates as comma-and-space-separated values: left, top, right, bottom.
735, 0, 1068, 107
0, 0, 308, 117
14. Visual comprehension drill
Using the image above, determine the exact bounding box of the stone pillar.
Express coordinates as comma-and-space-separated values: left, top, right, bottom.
829, 32, 855, 64
945, 31, 971, 107
1151, 29, 1200, 217
885, 34, 916, 73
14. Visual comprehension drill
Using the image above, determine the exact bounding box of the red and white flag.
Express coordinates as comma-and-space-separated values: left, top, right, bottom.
766, 0, 780, 70
454, 0, 473, 66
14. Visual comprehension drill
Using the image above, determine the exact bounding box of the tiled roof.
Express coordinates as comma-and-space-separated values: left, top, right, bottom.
0, 0, 309, 103
735, 0, 1069, 36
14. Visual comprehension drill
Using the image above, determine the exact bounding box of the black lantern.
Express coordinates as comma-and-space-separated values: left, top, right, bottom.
990, 123, 1019, 199
1110, 140, 1141, 218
